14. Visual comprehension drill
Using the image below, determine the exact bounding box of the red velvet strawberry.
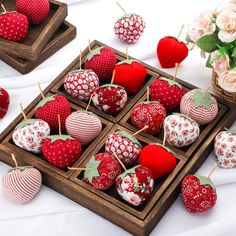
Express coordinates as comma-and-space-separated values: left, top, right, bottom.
105, 130, 142, 166
91, 84, 127, 116
16, 0, 50, 25
84, 153, 121, 190
150, 77, 186, 111
157, 37, 188, 68
84, 46, 117, 82
0, 12, 28, 42
181, 174, 217, 213
131, 101, 166, 135
41, 134, 81, 169
35, 95, 71, 131
0, 87, 10, 119
114, 59, 147, 94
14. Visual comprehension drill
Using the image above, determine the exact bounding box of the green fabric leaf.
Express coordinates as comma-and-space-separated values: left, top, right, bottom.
118, 165, 139, 180
224, 128, 236, 135
149, 143, 175, 155
48, 135, 74, 144
16, 119, 36, 129
191, 90, 214, 109
83, 156, 102, 183
116, 59, 139, 66
8, 166, 33, 173
194, 174, 216, 191
85, 46, 105, 62
100, 84, 124, 89
116, 131, 142, 146
36, 95, 56, 109
197, 34, 218, 53
206, 55, 213, 68
172, 113, 198, 125
159, 77, 183, 89
232, 47, 236, 57
117, 13, 136, 21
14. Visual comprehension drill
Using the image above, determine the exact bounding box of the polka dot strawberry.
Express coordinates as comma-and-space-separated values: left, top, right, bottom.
84, 46, 117, 82
131, 101, 166, 135
92, 84, 127, 116
150, 77, 186, 111
35, 95, 71, 131
116, 165, 154, 206
105, 130, 142, 166
64, 69, 99, 102
0, 11, 29, 42
0, 87, 10, 119
84, 153, 121, 190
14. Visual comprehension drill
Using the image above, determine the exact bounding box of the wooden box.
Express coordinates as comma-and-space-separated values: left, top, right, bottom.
0, 0, 67, 61
0, 21, 76, 74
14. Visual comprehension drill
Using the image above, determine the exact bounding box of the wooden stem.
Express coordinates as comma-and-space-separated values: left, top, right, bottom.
86, 95, 92, 111
58, 114, 61, 136
79, 49, 82, 70
147, 86, 150, 102
177, 24, 184, 39
20, 103, 27, 121
163, 128, 167, 146
111, 70, 116, 84
37, 82, 45, 100
207, 163, 218, 179
11, 154, 18, 168
174, 63, 179, 81
113, 152, 126, 171
1, 4, 6, 13
133, 125, 149, 137
126, 47, 129, 60
68, 167, 91, 171
88, 40, 91, 52
116, 1, 127, 15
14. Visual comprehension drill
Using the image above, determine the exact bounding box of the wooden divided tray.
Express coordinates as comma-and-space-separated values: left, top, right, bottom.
0, 21, 76, 74
0, 0, 67, 61
0, 40, 235, 236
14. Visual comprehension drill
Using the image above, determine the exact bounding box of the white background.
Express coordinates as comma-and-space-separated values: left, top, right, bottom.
0, 0, 236, 235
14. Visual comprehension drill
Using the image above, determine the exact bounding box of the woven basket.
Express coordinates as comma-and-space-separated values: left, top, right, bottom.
212, 70, 236, 104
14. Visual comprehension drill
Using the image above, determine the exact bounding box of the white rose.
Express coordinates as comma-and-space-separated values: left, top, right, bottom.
218, 69, 236, 93
123, 191, 142, 206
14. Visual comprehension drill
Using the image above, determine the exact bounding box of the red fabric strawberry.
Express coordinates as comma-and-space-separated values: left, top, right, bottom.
41, 135, 81, 169
105, 130, 142, 166
0, 87, 10, 119
131, 101, 166, 135
35, 95, 71, 131
140, 144, 177, 179
91, 84, 127, 116
84, 46, 117, 82
181, 174, 217, 213
114, 60, 147, 94
16, 0, 50, 25
0, 12, 28, 42
150, 77, 186, 111
157, 37, 188, 68
84, 152, 121, 190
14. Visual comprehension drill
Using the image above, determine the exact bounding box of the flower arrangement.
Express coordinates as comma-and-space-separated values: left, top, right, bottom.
187, 0, 236, 94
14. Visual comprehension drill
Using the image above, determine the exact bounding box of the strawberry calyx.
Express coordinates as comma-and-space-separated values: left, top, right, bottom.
47, 135, 74, 144
36, 95, 57, 109
190, 89, 214, 109
0, 11, 17, 15
224, 128, 236, 135
116, 59, 139, 66
117, 165, 138, 180
8, 166, 33, 173
140, 101, 160, 105
16, 119, 37, 129
117, 13, 137, 21
84, 155, 102, 182
149, 143, 175, 155
194, 173, 216, 191
99, 84, 125, 90
116, 130, 142, 146
85, 46, 105, 62
173, 112, 198, 126
158, 77, 183, 89
75, 110, 100, 118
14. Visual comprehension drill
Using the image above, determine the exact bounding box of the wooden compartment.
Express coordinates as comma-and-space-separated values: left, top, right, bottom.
0, 0, 67, 61
51, 40, 159, 123
0, 21, 76, 74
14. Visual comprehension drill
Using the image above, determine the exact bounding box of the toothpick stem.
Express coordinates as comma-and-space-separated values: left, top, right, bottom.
86, 95, 92, 111
147, 86, 150, 102
177, 24, 184, 39
111, 70, 116, 84
174, 63, 179, 81
113, 152, 126, 171
1, 4, 6, 13
126, 47, 129, 60
116, 1, 127, 15
37, 82, 45, 100
11, 154, 18, 168
133, 125, 149, 136
58, 115, 61, 136
20, 103, 27, 121
207, 163, 218, 179
79, 49, 82, 70
68, 167, 91, 171
163, 128, 167, 146
88, 40, 91, 52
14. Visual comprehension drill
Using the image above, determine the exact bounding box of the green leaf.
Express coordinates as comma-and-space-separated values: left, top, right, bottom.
100, 84, 125, 90
36, 95, 56, 109
197, 34, 218, 53
16, 119, 37, 129
116, 59, 139, 66
116, 131, 142, 146
117, 13, 136, 21
232, 47, 236, 57
191, 90, 214, 109
48, 135, 74, 144
83, 156, 102, 183
8, 166, 33, 173
149, 143, 175, 155
206, 55, 213, 68
172, 113, 198, 125
85, 46, 105, 62
117, 165, 139, 180
194, 174, 216, 191
159, 77, 183, 89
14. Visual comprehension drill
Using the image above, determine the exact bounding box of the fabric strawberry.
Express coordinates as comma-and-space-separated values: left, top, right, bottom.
41, 134, 81, 169
131, 101, 166, 135
91, 84, 127, 116
0, 12, 28, 42
0, 87, 10, 119
157, 36, 188, 68
84, 46, 117, 82
34, 95, 71, 131
181, 174, 217, 213
116, 165, 154, 206
105, 130, 142, 166
16, 0, 50, 25
64, 69, 99, 102
114, 59, 147, 94
84, 153, 121, 190
150, 77, 186, 111
114, 14, 145, 44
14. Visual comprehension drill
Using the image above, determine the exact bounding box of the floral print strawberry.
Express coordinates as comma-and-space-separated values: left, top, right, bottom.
105, 130, 142, 166
116, 165, 154, 206
214, 129, 236, 168
164, 113, 200, 147
0, 87, 10, 119
91, 84, 127, 116
84, 153, 121, 190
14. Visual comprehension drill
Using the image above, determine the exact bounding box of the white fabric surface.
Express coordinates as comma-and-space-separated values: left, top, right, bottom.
0, 0, 236, 235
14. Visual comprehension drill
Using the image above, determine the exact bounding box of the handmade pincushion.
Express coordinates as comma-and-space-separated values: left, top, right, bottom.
66, 111, 102, 146
163, 113, 200, 147
140, 144, 177, 179
64, 69, 99, 102
131, 101, 166, 135
180, 89, 218, 125
105, 130, 142, 166
0, 87, 10, 119
84, 153, 121, 190
116, 165, 154, 206
214, 130, 236, 168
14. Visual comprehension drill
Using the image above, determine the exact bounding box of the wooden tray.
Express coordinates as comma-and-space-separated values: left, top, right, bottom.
0, 21, 76, 74
0, 40, 235, 236
0, 0, 67, 61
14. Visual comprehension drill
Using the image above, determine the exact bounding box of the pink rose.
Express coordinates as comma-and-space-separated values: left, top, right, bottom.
121, 175, 133, 191
218, 69, 236, 93
123, 192, 142, 206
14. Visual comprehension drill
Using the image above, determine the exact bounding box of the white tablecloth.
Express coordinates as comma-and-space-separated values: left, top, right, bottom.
0, 0, 236, 235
